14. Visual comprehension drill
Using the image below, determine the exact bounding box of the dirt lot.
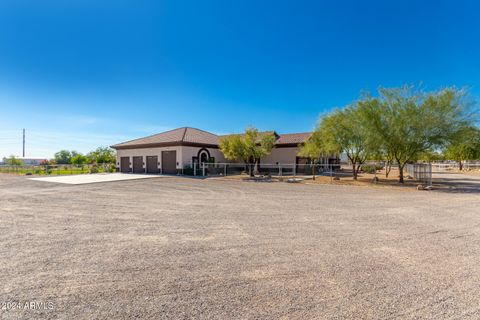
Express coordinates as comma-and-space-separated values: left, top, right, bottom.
1, 174, 480, 319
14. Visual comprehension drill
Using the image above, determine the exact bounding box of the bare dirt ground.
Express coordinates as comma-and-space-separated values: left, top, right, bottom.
1, 174, 480, 319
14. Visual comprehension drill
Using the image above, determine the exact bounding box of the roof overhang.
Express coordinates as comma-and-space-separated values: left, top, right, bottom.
111, 141, 219, 150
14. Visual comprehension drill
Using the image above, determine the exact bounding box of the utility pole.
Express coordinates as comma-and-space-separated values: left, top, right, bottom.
22, 128, 25, 157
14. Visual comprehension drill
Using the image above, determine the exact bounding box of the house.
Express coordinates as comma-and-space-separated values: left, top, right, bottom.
111, 127, 338, 174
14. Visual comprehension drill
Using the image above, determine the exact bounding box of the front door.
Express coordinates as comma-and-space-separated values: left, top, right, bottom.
162, 151, 177, 174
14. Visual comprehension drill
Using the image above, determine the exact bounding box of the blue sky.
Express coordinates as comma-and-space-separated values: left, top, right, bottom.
0, 0, 479, 158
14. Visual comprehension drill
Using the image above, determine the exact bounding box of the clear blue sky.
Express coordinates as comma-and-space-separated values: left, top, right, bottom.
0, 0, 479, 158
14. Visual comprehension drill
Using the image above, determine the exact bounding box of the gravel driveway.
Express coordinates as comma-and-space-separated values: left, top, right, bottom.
1, 174, 480, 319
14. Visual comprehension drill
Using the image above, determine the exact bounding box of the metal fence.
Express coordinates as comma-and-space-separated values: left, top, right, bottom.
186, 162, 341, 178
431, 161, 480, 171
0, 163, 115, 175
406, 163, 432, 186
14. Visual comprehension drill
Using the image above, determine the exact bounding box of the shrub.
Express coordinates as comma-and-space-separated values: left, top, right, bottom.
183, 165, 195, 176
361, 164, 383, 174
90, 165, 98, 174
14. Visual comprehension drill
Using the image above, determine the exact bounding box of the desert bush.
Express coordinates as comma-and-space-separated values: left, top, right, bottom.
361, 164, 383, 173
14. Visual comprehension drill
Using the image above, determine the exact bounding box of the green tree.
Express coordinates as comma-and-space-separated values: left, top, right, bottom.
71, 153, 88, 166
444, 126, 480, 170
417, 150, 445, 162
219, 127, 275, 177
358, 86, 472, 183
54, 150, 73, 164
315, 106, 372, 180
5, 155, 23, 165
298, 133, 324, 180
87, 147, 116, 164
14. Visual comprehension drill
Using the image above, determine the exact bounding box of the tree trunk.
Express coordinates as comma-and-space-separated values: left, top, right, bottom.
385, 161, 392, 178
398, 164, 404, 183
352, 163, 357, 180
254, 159, 260, 176
458, 160, 463, 171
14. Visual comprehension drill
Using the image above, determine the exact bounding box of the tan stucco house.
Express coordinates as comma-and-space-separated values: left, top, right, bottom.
111, 127, 337, 174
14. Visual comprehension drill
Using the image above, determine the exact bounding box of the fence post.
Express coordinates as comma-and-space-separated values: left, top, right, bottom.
202, 162, 206, 176
293, 164, 296, 177
224, 164, 227, 176
428, 163, 432, 187
279, 165, 282, 176
194, 163, 197, 176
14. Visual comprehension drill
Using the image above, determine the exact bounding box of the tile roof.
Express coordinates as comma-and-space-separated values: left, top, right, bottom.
111, 127, 311, 149
111, 127, 219, 149
276, 132, 312, 145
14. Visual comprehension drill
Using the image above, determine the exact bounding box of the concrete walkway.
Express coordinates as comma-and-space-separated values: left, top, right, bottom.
29, 173, 166, 185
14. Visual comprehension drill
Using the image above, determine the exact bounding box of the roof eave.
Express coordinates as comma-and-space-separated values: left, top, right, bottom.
111, 141, 219, 150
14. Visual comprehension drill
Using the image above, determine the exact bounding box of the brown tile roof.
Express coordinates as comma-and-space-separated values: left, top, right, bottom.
111, 127, 311, 149
183, 127, 220, 145
276, 132, 312, 145
111, 127, 219, 149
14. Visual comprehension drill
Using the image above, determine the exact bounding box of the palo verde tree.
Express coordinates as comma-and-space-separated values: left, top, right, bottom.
219, 127, 275, 177
444, 125, 480, 170
315, 105, 372, 180
358, 86, 473, 183
297, 132, 324, 180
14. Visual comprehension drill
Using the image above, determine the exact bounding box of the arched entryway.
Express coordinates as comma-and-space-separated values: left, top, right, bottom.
192, 148, 212, 168
197, 148, 210, 164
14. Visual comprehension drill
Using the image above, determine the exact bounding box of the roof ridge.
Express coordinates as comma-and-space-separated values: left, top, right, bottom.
278, 131, 312, 135
184, 127, 219, 136
181, 127, 188, 142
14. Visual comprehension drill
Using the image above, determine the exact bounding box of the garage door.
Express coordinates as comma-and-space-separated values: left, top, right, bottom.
120, 157, 130, 173
162, 151, 177, 174
132, 156, 144, 174
146, 156, 159, 174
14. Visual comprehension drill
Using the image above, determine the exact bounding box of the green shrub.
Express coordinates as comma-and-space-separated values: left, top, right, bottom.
107, 163, 116, 173
361, 164, 383, 173
90, 165, 98, 174
183, 165, 195, 175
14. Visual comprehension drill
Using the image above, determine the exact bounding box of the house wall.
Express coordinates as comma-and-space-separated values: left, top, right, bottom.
116, 146, 228, 172
116, 146, 183, 172
260, 147, 300, 164
181, 146, 226, 166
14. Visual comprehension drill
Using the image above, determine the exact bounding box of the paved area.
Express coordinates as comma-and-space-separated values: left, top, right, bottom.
28, 173, 166, 185
1, 174, 480, 319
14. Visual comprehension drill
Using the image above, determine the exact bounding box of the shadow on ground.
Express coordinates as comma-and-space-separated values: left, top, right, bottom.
433, 171, 480, 194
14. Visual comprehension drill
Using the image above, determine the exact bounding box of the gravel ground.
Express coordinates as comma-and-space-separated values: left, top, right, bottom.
1, 174, 480, 319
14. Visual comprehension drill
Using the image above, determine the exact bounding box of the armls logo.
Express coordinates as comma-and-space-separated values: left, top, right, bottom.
1, 301, 54, 310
